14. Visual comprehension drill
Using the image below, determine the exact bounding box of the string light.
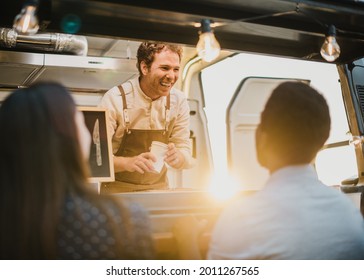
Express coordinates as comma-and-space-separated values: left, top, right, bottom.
320, 25, 341, 62
13, 0, 39, 35
196, 19, 221, 62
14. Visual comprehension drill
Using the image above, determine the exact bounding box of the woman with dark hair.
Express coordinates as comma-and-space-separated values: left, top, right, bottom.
0, 82, 155, 259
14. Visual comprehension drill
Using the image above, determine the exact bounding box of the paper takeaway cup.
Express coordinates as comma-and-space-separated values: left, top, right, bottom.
150, 141, 168, 173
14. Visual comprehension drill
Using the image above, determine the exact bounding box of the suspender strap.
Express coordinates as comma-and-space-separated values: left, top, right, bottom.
118, 85, 131, 133
166, 93, 170, 110
165, 94, 170, 132
118, 84, 171, 133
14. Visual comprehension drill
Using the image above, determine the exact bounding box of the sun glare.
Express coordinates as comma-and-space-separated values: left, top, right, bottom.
207, 168, 241, 202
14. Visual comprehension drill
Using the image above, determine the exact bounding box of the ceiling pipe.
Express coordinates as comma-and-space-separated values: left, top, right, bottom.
0, 28, 88, 56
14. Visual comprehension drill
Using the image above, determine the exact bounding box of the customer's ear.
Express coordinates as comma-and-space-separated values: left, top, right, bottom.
255, 125, 269, 168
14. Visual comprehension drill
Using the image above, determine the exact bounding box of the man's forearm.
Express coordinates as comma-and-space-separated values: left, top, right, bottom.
113, 155, 126, 172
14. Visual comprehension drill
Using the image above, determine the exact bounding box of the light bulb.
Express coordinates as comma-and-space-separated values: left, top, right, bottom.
13, 5, 39, 35
196, 19, 221, 62
320, 25, 340, 62
197, 32, 221, 62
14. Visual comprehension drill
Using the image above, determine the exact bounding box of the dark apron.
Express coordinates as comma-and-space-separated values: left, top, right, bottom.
101, 84, 173, 194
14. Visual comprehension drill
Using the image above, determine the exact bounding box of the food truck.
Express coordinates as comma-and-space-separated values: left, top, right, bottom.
1, 0, 364, 258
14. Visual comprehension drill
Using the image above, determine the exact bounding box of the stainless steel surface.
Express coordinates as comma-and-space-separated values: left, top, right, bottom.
0, 50, 43, 87
0, 27, 135, 92
0, 49, 138, 91
0, 28, 88, 56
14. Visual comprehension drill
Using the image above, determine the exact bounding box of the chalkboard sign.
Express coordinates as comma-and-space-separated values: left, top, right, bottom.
79, 107, 115, 182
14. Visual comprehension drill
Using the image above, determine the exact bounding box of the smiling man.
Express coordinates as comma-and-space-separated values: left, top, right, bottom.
99, 42, 194, 193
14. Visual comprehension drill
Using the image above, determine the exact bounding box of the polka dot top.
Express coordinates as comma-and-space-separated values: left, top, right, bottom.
57, 195, 155, 259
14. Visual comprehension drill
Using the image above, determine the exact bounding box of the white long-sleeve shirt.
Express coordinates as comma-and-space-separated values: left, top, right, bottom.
208, 164, 364, 259
99, 77, 194, 169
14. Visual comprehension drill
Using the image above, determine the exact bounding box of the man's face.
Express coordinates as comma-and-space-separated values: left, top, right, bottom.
140, 49, 180, 100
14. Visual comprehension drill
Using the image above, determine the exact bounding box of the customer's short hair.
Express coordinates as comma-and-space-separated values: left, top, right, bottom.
260, 81, 331, 164
136, 41, 183, 75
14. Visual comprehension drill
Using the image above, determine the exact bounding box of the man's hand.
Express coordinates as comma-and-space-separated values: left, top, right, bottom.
165, 143, 184, 169
114, 152, 157, 173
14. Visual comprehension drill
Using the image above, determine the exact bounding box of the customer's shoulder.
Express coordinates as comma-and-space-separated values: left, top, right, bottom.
122, 199, 149, 216
220, 191, 258, 215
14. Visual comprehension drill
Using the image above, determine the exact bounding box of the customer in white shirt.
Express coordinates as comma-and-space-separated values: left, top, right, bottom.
174, 82, 364, 260
207, 81, 364, 259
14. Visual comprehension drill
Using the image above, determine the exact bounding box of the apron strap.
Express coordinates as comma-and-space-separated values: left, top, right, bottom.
118, 85, 131, 133
118, 83, 171, 134
165, 94, 170, 133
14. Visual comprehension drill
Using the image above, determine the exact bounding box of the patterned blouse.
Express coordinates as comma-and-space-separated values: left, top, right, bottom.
57, 194, 154, 259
